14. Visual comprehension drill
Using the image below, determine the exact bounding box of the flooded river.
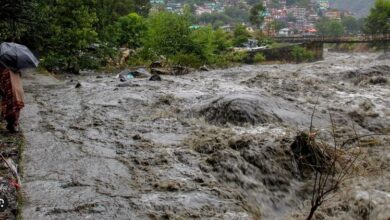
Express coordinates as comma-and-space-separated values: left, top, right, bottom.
20, 52, 389, 219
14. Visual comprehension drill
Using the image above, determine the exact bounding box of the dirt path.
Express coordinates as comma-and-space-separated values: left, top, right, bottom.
19, 53, 389, 220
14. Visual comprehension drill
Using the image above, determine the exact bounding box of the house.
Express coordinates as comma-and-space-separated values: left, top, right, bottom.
324, 10, 341, 20
278, 28, 291, 36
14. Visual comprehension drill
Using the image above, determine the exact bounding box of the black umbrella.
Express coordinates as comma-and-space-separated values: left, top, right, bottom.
0, 42, 39, 70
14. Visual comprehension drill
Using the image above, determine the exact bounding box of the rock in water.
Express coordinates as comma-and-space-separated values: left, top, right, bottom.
198, 93, 282, 126
151, 68, 171, 75
150, 61, 163, 68
149, 74, 162, 81
199, 65, 210, 71
132, 68, 151, 78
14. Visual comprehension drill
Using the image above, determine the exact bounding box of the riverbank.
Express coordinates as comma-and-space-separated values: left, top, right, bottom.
0, 121, 24, 220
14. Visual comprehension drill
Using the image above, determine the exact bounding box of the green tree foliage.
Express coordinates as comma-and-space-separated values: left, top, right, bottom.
364, 0, 390, 35
233, 24, 251, 47
291, 46, 314, 63
341, 16, 361, 34
213, 28, 233, 53
0, 0, 42, 44
250, 3, 266, 28
190, 26, 217, 61
224, 7, 250, 23
286, 0, 310, 7
117, 13, 146, 48
144, 12, 192, 58
41, 0, 98, 73
316, 18, 345, 36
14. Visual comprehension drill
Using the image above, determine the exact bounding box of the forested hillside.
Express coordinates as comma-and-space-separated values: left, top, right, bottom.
331, 0, 376, 17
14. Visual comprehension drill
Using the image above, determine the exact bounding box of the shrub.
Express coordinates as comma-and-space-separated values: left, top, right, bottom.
233, 24, 250, 47
253, 53, 266, 63
170, 53, 203, 68
117, 13, 146, 48
231, 51, 248, 62
291, 46, 314, 63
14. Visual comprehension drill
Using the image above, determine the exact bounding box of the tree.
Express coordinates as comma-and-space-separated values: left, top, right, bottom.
249, 3, 266, 28
316, 18, 345, 36
341, 16, 360, 35
117, 13, 146, 48
233, 24, 250, 47
42, 0, 98, 73
213, 28, 232, 53
364, 0, 390, 35
144, 12, 191, 58
0, 0, 40, 42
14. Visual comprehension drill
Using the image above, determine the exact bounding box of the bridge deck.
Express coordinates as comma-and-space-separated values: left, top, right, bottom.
274, 35, 390, 43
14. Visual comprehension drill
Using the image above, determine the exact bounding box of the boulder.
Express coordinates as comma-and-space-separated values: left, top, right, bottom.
151, 68, 171, 75
150, 61, 163, 68
149, 74, 162, 81
199, 65, 210, 71
132, 68, 151, 78
172, 65, 190, 75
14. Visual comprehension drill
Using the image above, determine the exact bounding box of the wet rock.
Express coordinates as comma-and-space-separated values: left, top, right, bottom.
150, 60, 163, 68
116, 82, 140, 87
199, 65, 210, 71
154, 180, 182, 191
151, 68, 171, 75
149, 74, 162, 81
172, 65, 190, 75
198, 93, 282, 126
369, 76, 387, 85
75, 82, 82, 88
132, 68, 151, 78
132, 134, 142, 140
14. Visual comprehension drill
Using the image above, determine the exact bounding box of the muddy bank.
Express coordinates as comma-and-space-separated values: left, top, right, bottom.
0, 122, 24, 220
19, 52, 389, 220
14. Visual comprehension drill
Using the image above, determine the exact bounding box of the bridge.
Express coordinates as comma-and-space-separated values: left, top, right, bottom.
245, 34, 390, 63
273, 35, 390, 43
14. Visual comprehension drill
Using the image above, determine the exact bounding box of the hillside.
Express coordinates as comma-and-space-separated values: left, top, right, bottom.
331, 0, 376, 17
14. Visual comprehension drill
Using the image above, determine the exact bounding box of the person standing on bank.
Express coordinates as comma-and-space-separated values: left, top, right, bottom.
0, 62, 25, 132
0, 39, 39, 133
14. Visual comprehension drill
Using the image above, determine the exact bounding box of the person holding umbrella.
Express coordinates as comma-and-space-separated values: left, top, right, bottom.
0, 40, 39, 132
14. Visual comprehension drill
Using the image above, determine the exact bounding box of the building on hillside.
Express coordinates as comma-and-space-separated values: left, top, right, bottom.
220, 24, 233, 32
317, 0, 329, 10
278, 28, 292, 36
287, 7, 306, 19
166, 2, 182, 12
150, 0, 164, 4
324, 10, 341, 20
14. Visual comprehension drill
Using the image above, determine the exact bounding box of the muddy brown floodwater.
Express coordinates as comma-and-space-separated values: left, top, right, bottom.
20, 52, 389, 220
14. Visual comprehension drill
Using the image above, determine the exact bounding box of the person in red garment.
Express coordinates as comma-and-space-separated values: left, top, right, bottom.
0, 62, 24, 133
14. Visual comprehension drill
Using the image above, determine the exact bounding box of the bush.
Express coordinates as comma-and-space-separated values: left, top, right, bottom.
117, 13, 146, 48
170, 53, 203, 68
233, 24, 250, 47
231, 51, 248, 62
291, 46, 314, 63
253, 53, 266, 63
